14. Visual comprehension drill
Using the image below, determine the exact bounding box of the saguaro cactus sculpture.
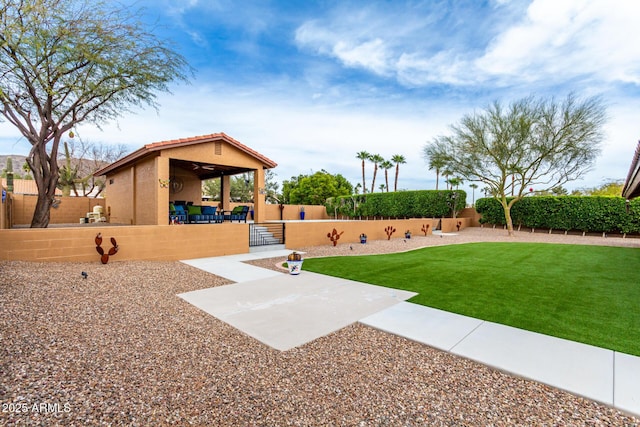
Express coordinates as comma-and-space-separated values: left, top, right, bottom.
421, 223, 430, 236
95, 233, 119, 264
384, 225, 396, 240
327, 228, 344, 246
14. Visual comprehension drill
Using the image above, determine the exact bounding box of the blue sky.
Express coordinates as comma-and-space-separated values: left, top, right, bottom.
2, 0, 639, 196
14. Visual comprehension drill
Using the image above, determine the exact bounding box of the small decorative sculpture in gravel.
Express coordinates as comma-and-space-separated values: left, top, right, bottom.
95, 233, 119, 264
327, 228, 344, 246
384, 225, 396, 240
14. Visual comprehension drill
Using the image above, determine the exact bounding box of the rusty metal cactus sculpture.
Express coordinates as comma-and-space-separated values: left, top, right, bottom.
421, 223, 430, 236
384, 225, 396, 240
327, 228, 344, 246
95, 233, 118, 264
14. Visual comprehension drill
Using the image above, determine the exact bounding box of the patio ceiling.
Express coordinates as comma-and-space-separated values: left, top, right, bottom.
171, 159, 255, 181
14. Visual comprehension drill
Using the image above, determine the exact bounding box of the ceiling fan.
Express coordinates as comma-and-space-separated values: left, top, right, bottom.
192, 162, 215, 171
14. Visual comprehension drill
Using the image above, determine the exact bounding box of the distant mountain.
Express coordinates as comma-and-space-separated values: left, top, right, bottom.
0, 155, 28, 173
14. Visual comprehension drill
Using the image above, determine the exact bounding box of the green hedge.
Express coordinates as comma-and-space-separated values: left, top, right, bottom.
326, 190, 467, 218
475, 196, 640, 234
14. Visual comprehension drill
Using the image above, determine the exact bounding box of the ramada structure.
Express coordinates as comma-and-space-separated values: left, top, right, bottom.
94, 132, 278, 224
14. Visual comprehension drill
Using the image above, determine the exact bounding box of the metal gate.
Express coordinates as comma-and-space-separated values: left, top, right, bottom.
249, 223, 285, 247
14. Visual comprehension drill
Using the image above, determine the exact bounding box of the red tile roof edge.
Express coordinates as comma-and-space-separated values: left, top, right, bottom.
622, 140, 640, 199
95, 132, 277, 176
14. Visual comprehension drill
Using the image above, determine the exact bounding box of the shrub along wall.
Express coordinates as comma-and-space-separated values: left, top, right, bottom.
475, 196, 640, 234
326, 190, 467, 219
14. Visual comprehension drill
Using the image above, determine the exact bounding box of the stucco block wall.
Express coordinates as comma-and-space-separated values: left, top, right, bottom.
0, 223, 248, 262
104, 167, 134, 224
10, 195, 106, 225
133, 157, 158, 225
265, 204, 331, 221
459, 208, 482, 227
284, 218, 441, 248
168, 167, 201, 205
163, 142, 264, 169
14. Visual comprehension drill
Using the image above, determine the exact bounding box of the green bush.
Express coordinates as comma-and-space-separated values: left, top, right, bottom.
475, 196, 640, 234
326, 190, 466, 218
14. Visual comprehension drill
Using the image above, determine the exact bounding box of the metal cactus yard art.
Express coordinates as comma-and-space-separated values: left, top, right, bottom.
384, 225, 396, 240
327, 228, 344, 246
95, 233, 119, 264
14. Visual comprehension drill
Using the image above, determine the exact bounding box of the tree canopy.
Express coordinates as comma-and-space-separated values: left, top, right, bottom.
423, 94, 606, 236
282, 170, 353, 205
0, 0, 191, 226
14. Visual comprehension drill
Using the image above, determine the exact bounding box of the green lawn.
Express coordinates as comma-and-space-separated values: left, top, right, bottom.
302, 242, 640, 356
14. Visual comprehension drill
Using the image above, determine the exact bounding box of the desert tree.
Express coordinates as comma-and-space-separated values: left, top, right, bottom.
56, 136, 128, 197
423, 94, 606, 236
0, 0, 191, 227
391, 154, 406, 191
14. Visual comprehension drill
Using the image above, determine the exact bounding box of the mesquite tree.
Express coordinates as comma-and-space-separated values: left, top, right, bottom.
0, 0, 191, 227
423, 94, 606, 236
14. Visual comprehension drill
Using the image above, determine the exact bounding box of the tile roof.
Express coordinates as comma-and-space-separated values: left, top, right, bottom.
622, 140, 640, 200
94, 132, 277, 176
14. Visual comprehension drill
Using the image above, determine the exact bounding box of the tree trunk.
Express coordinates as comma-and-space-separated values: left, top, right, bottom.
31, 192, 53, 228
394, 164, 399, 191
501, 200, 515, 237
29, 135, 62, 228
370, 165, 378, 193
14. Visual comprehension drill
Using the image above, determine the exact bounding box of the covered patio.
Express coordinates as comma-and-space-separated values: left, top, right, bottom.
95, 133, 277, 225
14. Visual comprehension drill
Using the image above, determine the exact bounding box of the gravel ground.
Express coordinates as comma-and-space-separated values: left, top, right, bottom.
1, 227, 639, 426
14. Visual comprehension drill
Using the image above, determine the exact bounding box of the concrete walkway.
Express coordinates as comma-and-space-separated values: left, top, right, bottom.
179, 250, 640, 418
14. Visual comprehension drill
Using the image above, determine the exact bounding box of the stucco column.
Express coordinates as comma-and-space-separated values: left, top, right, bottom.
221, 174, 231, 212
156, 157, 170, 225
253, 168, 266, 223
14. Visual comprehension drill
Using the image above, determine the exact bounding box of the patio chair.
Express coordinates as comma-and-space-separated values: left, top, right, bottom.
224, 205, 249, 222
170, 203, 187, 224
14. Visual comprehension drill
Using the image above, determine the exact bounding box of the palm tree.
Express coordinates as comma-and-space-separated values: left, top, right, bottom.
469, 183, 478, 206
441, 168, 452, 190
424, 148, 446, 190
380, 160, 394, 192
356, 151, 370, 194
448, 176, 463, 190
369, 154, 384, 193
391, 154, 406, 191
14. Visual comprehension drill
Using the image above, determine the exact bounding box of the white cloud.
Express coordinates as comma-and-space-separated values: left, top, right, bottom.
294, 7, 434, 81
332, 38, 390, 75
476, 0, 640, 85
397, 51, 473, 86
